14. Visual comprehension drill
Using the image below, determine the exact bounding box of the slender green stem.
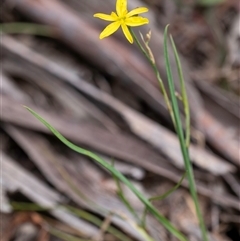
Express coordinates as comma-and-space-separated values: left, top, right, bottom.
163, 26, 208, 241
170, 36, 190, 147
130, 28, 175, 127
149, 172, 186, 202
141, 172, 186, 228
114, 174, 140, 223
111, 160, 140, 222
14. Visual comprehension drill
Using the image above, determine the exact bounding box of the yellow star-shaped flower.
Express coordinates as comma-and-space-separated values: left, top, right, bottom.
94, 0, 149, 44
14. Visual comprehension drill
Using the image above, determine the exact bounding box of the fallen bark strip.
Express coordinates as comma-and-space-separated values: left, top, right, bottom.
193, 77, 240, 166
2, 152, 99, 237
4, 60, 119, 133
194, 78, 240, 119
198, 111, 240, 166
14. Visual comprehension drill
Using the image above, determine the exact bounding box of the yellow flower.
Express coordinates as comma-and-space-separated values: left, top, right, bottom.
94, 0, 149, 44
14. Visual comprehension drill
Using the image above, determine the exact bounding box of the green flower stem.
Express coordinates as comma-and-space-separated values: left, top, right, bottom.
130, 28, 175, 127
163, 26, 209, 241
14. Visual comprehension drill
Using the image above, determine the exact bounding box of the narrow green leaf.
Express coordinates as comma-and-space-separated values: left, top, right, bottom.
25, 106, 188, 241
141, 172, 186, 228
149, 172, 186, 202
170, 35, 190, 147
113, 170, 140, 222
163, 26, 209, 241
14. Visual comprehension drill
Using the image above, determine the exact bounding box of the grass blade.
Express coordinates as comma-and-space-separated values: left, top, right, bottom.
141, 172, 186, 228
25, 106, 188, 241
163, 26, 209, 241
170, 35, 190, 147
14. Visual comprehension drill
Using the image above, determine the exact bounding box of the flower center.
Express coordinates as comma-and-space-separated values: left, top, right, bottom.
117, 14, 127, 23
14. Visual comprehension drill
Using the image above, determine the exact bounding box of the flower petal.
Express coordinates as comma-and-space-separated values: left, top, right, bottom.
125, 16, 149, 26
121, 23, 133, 43
94, 12, 117, 21
99, 21, 121, 39
116, 0, 128, 17
127, 7, 148, 17
110, 12, 119, 20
